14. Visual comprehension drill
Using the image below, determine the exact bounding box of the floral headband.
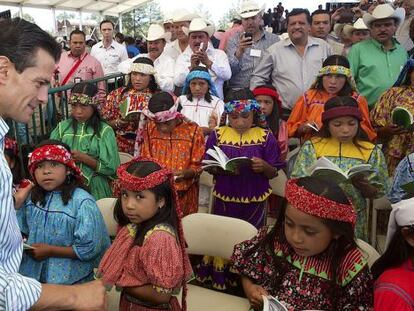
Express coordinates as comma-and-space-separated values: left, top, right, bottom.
285, 179, 356, 226
182, 70, 219, 97
220, 99, 267, 127
144, 101, 183, 122
4, 137, 18, 155
318, 65, 351, 78
28, 144, 82, 180
69, 93, 99, 106
130, 62, 156, 75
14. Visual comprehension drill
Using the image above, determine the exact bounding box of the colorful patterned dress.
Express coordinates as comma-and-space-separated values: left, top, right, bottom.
231, 228, 374, 311
16, 188, 111, 284
370, 86, 414, 174
50, 119, 120, 200
140, 119, 205, 216
287, 89, 376, 141
100, 87, 152, 154
388, 153, 414, 203
98, 224, 192, 311
196, 126, 284, 290
291, 137, 389, 241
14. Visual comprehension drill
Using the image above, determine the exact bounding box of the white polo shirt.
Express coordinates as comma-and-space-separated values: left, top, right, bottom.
91, 40, 128, 76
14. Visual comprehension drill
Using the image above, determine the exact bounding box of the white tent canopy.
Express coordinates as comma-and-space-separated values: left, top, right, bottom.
0, 0, 152, 16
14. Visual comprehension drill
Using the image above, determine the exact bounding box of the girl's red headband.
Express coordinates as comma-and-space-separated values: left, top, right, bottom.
322, 106, 362, 123
285, 179, 356, 226
28, 144, 82, 179
253, 87, 282, 111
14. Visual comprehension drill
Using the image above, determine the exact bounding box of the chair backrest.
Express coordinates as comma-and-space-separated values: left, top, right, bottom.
269, 170, 287, 197
96, 198, 118, 237
199, 171, 214, 187
119, 152, 133, 164
357, 238, 380, 268
182, 213, 258, 259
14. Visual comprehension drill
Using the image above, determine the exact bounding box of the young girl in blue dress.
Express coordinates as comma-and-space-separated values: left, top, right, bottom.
16, 140, 110, 284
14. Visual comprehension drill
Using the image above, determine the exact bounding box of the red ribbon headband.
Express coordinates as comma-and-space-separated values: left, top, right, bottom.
28, 144, 82, 179
285, 179, 357, 226
322, 106, 362, 123
116, 157, 173, 192
252, 87, 282, 110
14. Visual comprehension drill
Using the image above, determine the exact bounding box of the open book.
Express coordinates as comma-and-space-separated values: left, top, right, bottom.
202, 146, 251, 172
305, 121, 320, 132
401, 181, 414, 199
262, 296, 288, 311
119, 94, 148, 119
309, 157, 373, 184
392, 107, 414, 130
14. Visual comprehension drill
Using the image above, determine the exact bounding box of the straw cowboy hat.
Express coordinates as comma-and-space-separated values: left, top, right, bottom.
172, 9, 199, 23
363, 3, 405, 28
183, 18, 216, 38
145, 24, 171, 42
238, 0, 266, 19
343, 18, 369, 37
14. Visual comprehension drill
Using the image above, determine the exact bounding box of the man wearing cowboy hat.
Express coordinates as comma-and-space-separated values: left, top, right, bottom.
118, 24, 175, 92
226, 0, 279, 89
343, 18, 370, 46
174, 18, 231, 99
163, 16, 177, 42
163, 9, 199, 61
250, 8, 331, 118
310, 9, 345, 55
348, 3, 408, 108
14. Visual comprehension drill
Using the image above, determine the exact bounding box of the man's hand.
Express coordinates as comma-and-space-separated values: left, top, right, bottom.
235, 33, 253, 58
376, 124, 408, 140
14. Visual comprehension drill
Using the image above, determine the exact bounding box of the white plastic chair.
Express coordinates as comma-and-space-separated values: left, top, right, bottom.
180, 213, 257, 310
118, 152, 133, 164
357, 238, 380, 268
270, 170, 288, 197
369, 196, 392, 251
96, 198, 118, 237
199, 171, 214, 213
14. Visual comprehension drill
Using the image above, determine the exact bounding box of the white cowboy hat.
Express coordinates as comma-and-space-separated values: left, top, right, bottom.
238, 0, 266, 19
145, 24, 171, 42
183, 18, 216, 38
172, 9, 199, 23
343, 18, 369, 37
363, 4, 405, 28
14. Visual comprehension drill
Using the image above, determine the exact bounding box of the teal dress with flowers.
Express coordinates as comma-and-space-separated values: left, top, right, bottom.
291, 137, 389, 241
17, 188, 111, 284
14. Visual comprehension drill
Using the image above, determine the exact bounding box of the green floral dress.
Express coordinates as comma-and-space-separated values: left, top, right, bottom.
50, 119, 120, 200
291, 137, 389, 241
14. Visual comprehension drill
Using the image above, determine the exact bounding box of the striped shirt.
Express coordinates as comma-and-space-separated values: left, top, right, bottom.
0, 118, 41, 310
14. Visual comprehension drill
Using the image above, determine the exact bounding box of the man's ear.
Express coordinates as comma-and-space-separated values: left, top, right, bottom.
0, 56, 12, 85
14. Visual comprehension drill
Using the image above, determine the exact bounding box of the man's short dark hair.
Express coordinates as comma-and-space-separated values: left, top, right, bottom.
69, 29, 86, 41
311, 9, 330, 21
0, 18, 61, 73
287, 8, 311, 25
100, 19, 114, 30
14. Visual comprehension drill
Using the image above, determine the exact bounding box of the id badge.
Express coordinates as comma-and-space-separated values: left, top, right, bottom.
250, 49, 261, 57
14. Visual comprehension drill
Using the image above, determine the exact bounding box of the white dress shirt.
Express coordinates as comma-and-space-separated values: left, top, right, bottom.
163, 40, 183, 61
178, 95, 224, 127
174, 43, 232, 99
250, 36, 332, 110
118, 52, 175, 92
90, 40, 128, 76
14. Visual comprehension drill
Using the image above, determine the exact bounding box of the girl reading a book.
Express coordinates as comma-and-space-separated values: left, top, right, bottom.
371, 58, 414, 174
140, 92, 205, 216
253, 85, 288, 161
371, 198, 414, 310
16, 140, 110, 284
50, 82, 120, 200
97, 157, 192, 311
178, 66, 224, 137
291, 96, 389, 241
101, 57, 158, 155
287, 54, 376, 142
197, 88, 284, 290
231, 177, 374, 311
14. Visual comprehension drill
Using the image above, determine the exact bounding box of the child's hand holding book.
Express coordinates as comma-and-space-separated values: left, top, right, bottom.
243, 281, 269, 310
350, 175, 378, 198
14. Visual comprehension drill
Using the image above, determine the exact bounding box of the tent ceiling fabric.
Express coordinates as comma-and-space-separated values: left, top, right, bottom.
0, 0, 152, 16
